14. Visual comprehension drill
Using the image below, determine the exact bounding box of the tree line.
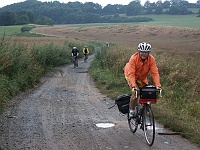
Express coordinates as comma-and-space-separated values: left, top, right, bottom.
0, 0, 200, 26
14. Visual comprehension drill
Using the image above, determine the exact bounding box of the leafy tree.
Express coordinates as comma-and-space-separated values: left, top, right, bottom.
179, 6, 190, 14
126, 1, 143, 16
16, 11, 34, 24
17, 14, 29, 24
103, 4, 125, 15
154, 5, 163, 14
144, 0, 154, 14
162, 1, 171, 8
0, 11, 17, 25
84, 12, 101, 23
197, 0, 200, 5
156, 0, 163, 6
83, 2, 102, 14
37, 16, 54, 25
0, 0, 198, 25
168, 5, 180, 14
197, 8, 200, 17
144, 0, 151, 9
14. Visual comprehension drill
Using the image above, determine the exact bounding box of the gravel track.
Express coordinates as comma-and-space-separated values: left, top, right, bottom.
0, 54, 199, 150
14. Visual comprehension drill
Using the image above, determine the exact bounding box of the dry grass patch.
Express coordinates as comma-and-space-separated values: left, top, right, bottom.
31, 25, 200, 54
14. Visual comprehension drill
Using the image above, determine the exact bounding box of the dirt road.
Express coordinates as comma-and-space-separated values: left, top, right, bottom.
0, 54, 199, 150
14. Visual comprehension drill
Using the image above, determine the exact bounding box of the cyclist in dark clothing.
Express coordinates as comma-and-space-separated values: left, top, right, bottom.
72, 47, 79, 57
71, 47, 79, 68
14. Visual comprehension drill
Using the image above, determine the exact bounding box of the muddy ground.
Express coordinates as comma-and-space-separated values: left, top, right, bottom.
0, 54, 199, 150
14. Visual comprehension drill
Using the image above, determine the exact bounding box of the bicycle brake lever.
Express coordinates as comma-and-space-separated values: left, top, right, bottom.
159, 89, 162, 98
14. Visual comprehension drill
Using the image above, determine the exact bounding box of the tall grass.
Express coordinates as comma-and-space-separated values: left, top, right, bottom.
154, 52, 200, 143
0, 37, 94, 113
90, 45, 200, 146
0, 38, 43, 111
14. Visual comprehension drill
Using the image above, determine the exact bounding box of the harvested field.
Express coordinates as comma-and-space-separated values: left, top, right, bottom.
31, 24, 200, 54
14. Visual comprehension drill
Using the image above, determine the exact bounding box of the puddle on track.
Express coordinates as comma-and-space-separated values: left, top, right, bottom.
96, 123, 115, 128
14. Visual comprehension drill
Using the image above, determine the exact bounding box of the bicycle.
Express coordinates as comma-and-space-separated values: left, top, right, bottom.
72, 56, 78, 68
84, 54, 88, 62
127, 85, 162, 146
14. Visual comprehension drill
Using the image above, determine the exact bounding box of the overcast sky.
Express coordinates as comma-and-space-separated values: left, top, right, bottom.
0, 0, 198, 8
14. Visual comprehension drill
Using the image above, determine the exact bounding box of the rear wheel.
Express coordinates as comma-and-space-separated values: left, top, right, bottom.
142, 104, 155, 146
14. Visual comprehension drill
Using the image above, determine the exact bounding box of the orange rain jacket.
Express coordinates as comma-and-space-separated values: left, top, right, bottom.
124, 52, 161, 88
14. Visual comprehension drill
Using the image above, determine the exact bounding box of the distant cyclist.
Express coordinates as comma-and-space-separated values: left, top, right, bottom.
83, 46, 89, 62
124, 42, 162, 118
72, 47, 79, 68
106, 42, 109, 47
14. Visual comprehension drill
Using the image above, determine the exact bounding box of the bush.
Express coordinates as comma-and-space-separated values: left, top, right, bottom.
21, 26, 35, 32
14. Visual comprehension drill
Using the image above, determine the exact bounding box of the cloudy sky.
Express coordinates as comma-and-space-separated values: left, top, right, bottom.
0, 0, 198, 8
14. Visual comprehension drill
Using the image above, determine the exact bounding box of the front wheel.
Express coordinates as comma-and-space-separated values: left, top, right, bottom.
84, 54, 88, 62
73, 57, 78, 68
142, 104, 155, 146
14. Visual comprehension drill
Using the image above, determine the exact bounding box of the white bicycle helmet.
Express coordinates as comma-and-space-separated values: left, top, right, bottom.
73, 47, 77, 49
138, 42, 151, 52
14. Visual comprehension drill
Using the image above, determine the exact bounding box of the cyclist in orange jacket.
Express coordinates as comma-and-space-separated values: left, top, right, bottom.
124, 42, 161, 118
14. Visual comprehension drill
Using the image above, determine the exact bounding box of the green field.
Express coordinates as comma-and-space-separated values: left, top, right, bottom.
1, 14, 200, 37
138, 14, 200, 28
67, 14, 200, 29
0, 25, 23, 36
80, 14, 200, 28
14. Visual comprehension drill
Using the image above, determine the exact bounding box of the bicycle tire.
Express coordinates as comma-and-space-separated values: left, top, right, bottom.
142, 104, 155, 146
74, 58, 78, 67
76, 59, 78, 67
73, 60, 76, 68
84, 55, 88, 62
127, 110, 139, 133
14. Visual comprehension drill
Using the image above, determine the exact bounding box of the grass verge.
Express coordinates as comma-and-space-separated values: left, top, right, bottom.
0, 36, 95, 113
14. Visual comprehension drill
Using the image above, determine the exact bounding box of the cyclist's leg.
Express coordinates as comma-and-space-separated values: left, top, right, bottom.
130, 94, 138, 110
129, 79, 146, 114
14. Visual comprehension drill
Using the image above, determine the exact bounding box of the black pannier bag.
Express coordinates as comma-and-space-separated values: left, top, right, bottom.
115, 94, 131, 114
140, 85, 157, 99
